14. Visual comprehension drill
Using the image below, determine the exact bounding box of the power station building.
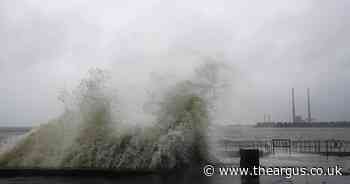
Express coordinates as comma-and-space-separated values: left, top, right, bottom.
291, 88, 312, 123
256, 88, 350, 127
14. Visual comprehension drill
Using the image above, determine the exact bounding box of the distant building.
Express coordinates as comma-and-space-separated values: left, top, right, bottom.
255, 88, 350, 128
295, 115, 305, 123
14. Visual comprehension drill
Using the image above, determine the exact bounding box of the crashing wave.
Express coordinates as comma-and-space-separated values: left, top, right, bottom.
0, 67, 215, 170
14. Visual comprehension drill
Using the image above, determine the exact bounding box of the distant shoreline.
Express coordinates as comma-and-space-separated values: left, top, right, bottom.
0, 127, 32, 132
255, 122, 350, 128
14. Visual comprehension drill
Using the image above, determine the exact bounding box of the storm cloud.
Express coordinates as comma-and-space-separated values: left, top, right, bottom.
0, 0, 350, 126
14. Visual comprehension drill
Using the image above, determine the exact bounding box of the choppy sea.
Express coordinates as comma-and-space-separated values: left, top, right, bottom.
0, 126, 349, 184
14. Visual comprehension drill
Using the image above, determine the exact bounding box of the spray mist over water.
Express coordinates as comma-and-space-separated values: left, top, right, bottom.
0, 61, 235, 169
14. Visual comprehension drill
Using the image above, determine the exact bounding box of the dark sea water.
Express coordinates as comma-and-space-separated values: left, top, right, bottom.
214, 126, 350, 140
0, 127, 349, 184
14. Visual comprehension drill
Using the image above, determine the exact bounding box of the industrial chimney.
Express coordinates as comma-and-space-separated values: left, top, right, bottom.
307, 88, 312, 122
292, 88, 296, 123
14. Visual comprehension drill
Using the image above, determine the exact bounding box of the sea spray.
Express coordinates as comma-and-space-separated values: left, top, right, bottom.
59, 80, 210, 169
0, 111, 81, 167
0, 70, 211, 169
0, 66, 214, 170
0, 68, 114, 168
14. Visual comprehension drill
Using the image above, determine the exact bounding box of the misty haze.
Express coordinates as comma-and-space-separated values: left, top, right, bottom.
0, 0, 350, 184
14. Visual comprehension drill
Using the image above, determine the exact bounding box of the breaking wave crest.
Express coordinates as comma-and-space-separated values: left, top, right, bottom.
0, 62, 232, 170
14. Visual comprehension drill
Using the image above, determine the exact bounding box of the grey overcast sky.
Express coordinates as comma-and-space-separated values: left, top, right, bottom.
1, 0, 350, 126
